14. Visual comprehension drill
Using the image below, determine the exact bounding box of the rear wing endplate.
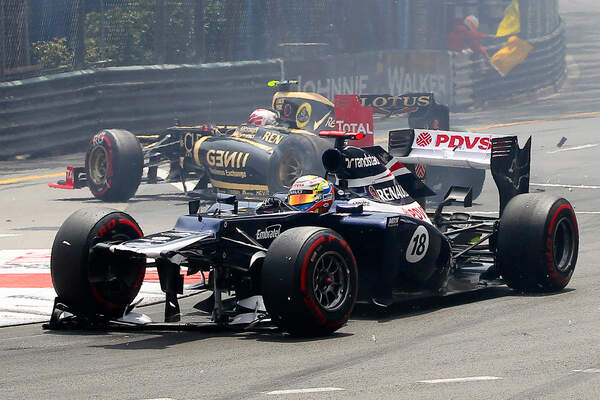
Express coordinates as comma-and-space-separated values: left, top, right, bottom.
491, 136, 531, 215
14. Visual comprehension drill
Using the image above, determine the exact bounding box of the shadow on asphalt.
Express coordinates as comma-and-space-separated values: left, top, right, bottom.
352, 286, 576, 323
38, 286, 576, 347
41, 323, 352, 349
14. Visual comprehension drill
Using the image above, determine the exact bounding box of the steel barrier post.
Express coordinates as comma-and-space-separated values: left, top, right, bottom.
0, 0, 5, 81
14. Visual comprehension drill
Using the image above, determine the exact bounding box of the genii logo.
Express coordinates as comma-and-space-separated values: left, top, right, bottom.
256, 224, 282, 240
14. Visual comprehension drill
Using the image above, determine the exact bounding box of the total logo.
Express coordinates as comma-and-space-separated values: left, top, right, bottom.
335, 121, 374, 135
416, 131, 492, 150
256, 224, 282, 240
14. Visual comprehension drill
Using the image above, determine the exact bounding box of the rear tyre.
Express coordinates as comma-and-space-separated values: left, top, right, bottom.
497, 194, 578, 292
268, 135, 324, 193
51, 207, 146, 317
261, 227, 358, 336
86, 129, 143, 202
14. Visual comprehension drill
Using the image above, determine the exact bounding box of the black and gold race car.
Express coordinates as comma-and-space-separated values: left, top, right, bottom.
49, 81, 451, 202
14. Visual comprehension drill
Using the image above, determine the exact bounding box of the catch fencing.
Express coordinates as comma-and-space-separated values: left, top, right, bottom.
0, 0, 567, 159
1, 0, 418, 82
0, 61, 280, 159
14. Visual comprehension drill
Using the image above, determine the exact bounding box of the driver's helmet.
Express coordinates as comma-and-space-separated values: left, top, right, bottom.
248, 109, 278, 126
287, 175, 334, 213
464, 15, 479, 31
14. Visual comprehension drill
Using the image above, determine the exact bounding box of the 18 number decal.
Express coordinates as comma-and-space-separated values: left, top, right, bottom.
406, 225, 429, 263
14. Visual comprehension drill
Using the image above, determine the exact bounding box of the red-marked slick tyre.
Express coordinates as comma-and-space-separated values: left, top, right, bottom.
51, 207, 146, 317
261, 227, 358, 336
497, 194, 578, 292
86, 129, 143, 202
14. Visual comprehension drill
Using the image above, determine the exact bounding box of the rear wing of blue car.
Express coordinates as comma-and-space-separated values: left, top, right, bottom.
388, 129, 531, 215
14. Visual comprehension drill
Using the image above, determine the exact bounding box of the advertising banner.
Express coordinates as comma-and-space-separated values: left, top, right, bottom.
283, 50, 452, 106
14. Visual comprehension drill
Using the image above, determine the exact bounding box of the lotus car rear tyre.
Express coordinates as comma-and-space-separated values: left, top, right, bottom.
86, 129, 143, 202
51, 207, 146, 317
497, 194, 578, 292
268, 135, 325, 193
261, 227, 358, 336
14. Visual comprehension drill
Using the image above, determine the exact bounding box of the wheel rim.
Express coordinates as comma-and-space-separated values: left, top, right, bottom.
89, 230, 145, 307
89, 146, 109, 185
553, 217, 575, 273
312, 251, 351, 312
277, 153, 303, 187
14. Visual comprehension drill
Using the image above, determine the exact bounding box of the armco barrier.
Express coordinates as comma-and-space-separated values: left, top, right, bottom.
452, 21, 566, 110
0, 61, 280, 159
0, 21, 567, 159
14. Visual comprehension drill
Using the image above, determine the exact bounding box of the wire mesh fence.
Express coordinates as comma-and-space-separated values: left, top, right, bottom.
0, 0, 562, 82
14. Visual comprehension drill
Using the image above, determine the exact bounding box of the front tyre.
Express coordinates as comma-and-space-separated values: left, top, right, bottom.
86, 129, 143, 202
497, 194, 578, 292
51, 207, 146, 317
261, 227, 358, 336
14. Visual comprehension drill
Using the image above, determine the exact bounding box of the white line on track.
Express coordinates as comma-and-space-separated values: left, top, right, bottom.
530, 182, 600, 190
417, 376, 502, 384
142, 398, 177, 400
265, 387, 344, 395
547, 143, 599, 154
0, 234, 23, 238
573, 369, 600, 373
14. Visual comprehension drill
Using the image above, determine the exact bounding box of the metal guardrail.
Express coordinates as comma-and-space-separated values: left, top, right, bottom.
452, 21, 566, 110
0, 20, 567, 159
0, 61, 279, 159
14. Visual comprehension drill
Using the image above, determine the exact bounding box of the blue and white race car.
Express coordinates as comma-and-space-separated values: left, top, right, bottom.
47, 130, 578, 336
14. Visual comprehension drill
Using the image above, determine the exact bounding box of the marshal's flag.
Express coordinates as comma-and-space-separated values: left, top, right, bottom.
496, 0, 521, 37
490, 35, 533, 77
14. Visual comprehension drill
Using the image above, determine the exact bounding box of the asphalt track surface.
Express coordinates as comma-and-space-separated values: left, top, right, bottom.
2, 2, 600, 399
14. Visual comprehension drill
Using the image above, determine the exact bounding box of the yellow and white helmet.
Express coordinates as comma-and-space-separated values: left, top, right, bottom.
287, 175, 334, 213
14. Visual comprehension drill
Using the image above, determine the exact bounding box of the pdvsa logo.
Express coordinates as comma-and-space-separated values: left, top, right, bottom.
416, 131, 432, 147
435, 134, 491, 150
